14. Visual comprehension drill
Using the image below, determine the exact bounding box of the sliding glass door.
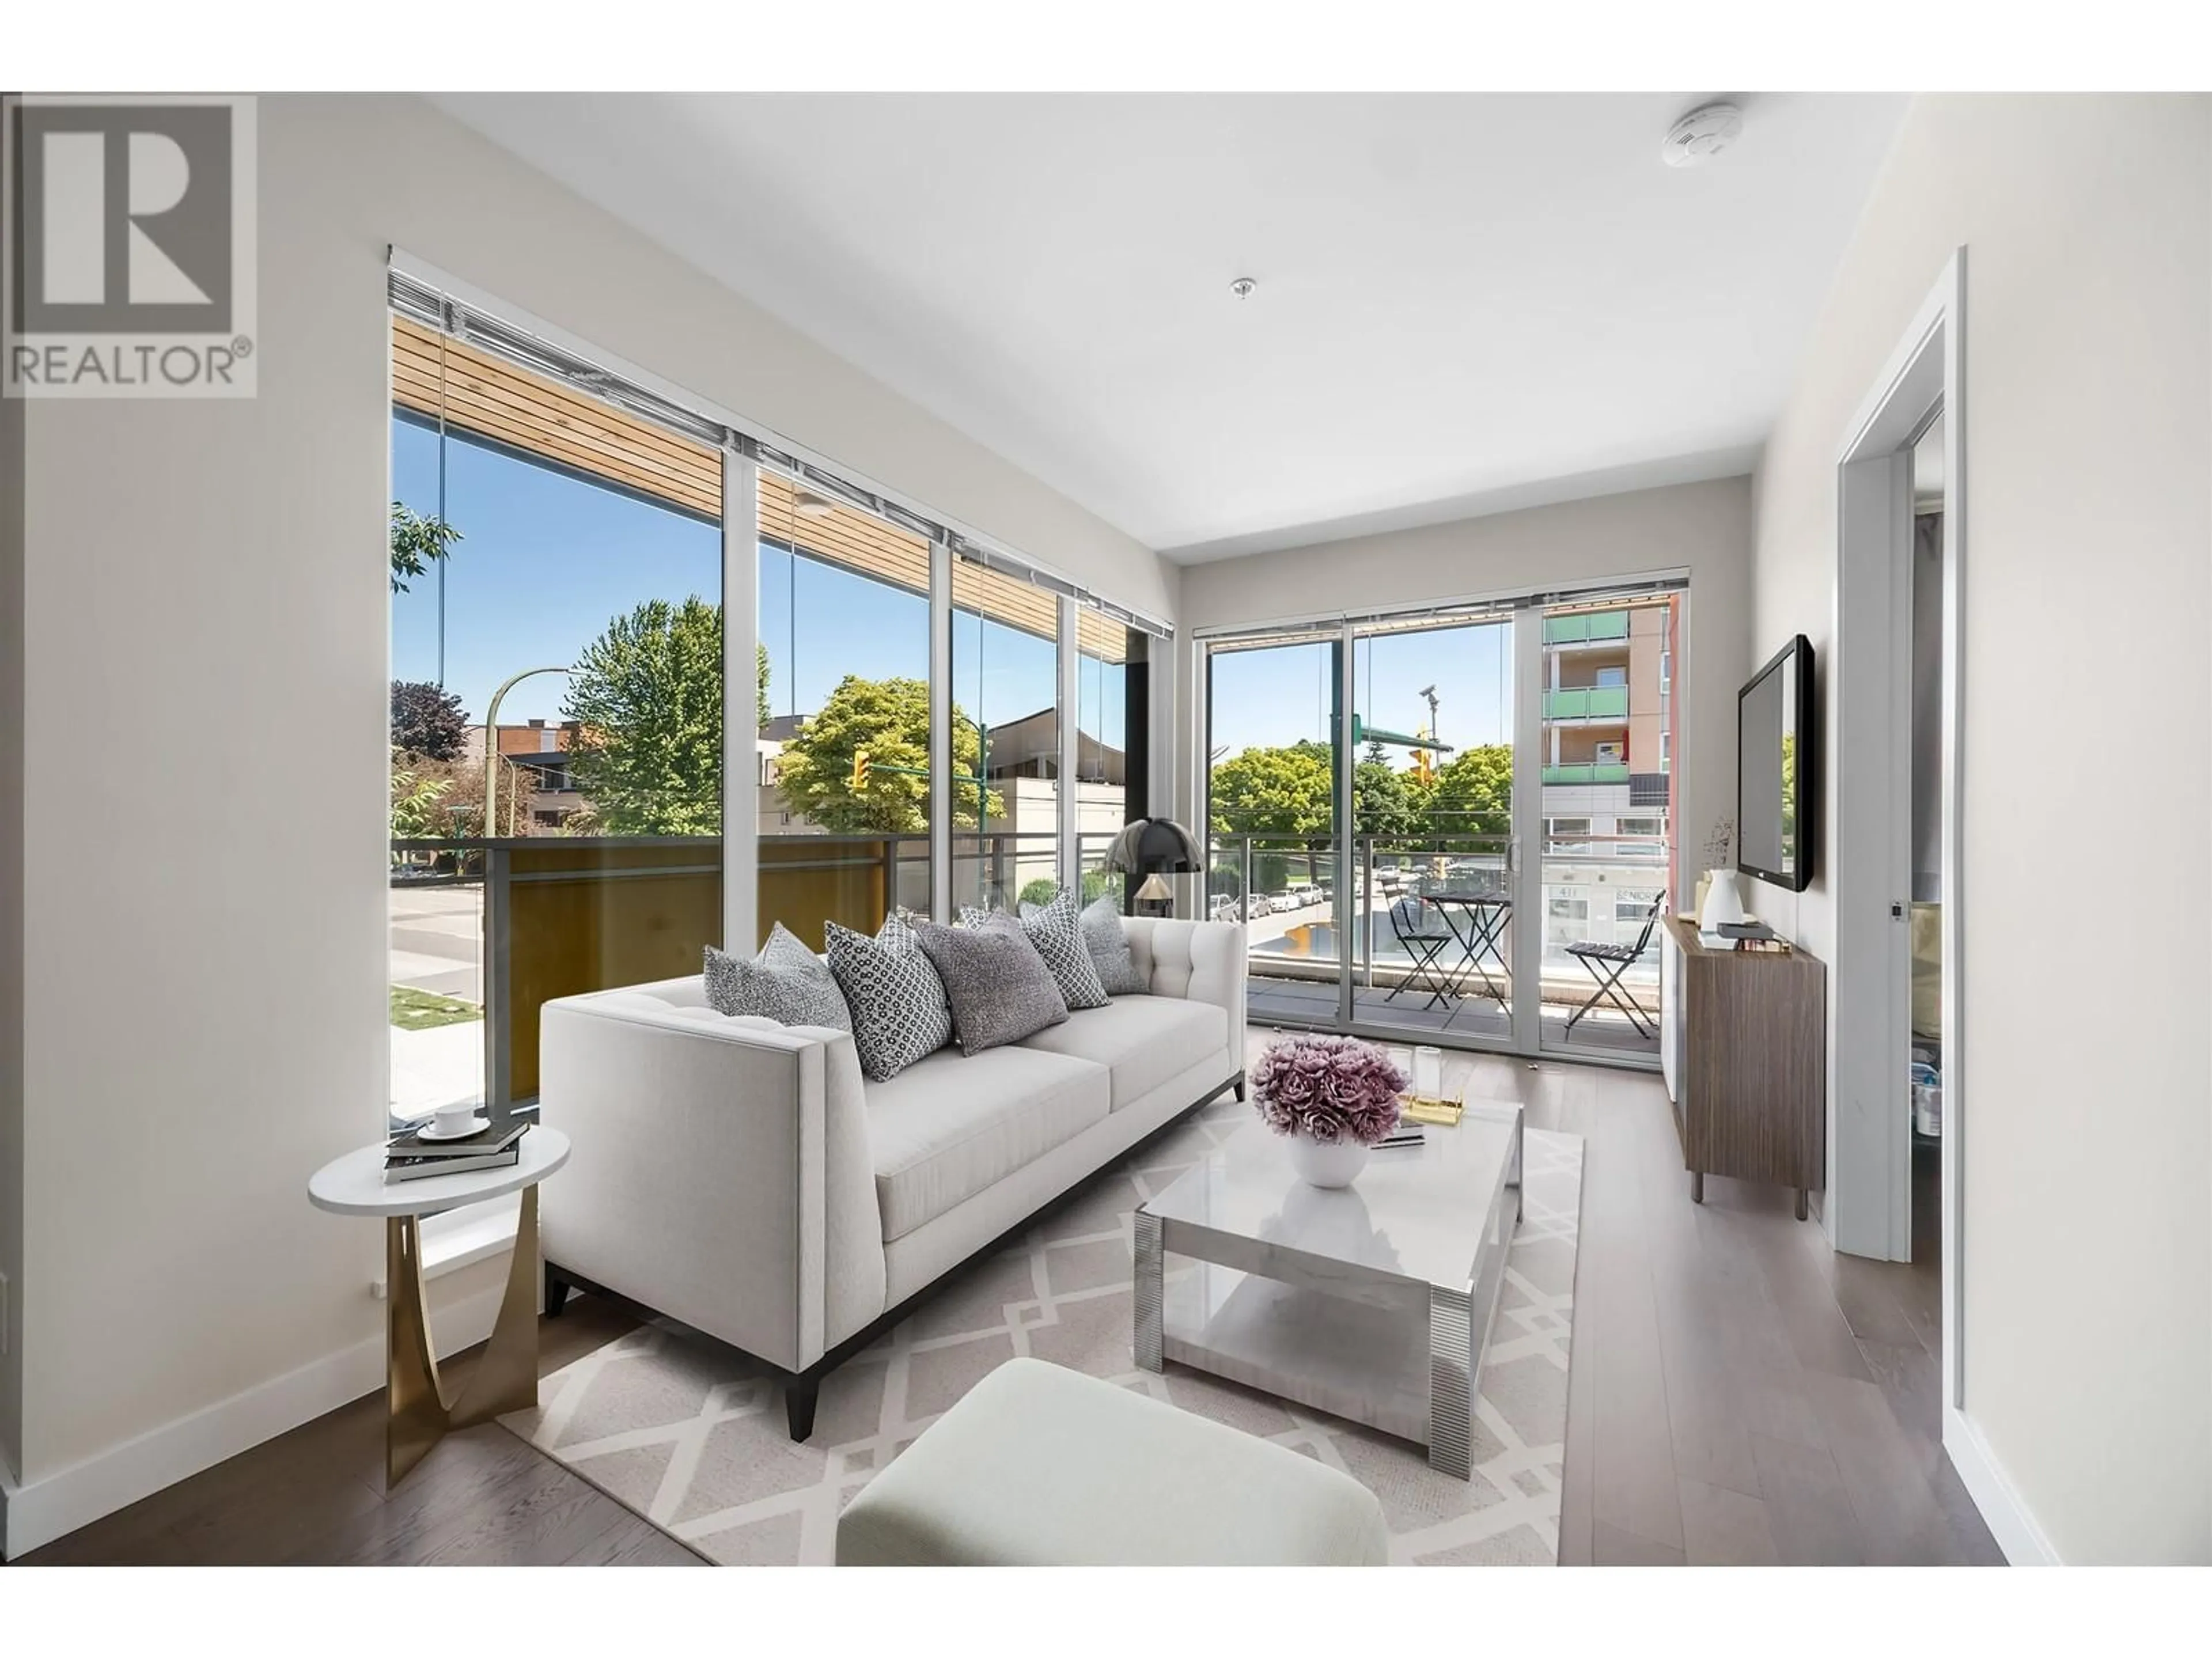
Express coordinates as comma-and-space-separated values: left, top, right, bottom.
1204, 625, 1346, 1029
1203, 585, 1681, 1068
1344, 612, 1517, 1046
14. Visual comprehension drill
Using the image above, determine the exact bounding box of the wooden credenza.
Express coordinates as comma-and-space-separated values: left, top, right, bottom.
1659, 915, 1824, 1219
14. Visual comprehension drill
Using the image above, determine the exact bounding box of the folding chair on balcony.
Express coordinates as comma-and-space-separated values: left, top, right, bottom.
1385, 895, 1459, 1010
1563, 891, 1665, 1040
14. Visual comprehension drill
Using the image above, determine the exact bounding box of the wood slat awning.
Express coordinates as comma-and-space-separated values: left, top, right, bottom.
393, 316, 1131, 661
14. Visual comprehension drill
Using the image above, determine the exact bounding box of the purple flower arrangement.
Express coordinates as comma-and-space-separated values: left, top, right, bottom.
1249, 1035, 1408, 1148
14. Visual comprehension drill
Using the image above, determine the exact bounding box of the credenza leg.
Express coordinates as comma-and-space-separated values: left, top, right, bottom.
1794, 1188, 1809, 1222
1691, 1170, 1703, 1204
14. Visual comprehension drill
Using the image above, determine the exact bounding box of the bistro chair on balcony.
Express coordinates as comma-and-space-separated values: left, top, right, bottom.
1562, 890, 1665, 1040
1385, 894, 1460, 1010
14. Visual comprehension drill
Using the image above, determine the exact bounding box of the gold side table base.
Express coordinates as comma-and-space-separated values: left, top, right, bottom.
385, 1184, 543, 1487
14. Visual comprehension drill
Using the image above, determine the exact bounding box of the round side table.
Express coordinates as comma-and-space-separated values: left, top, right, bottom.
309, 1128, 570, 1487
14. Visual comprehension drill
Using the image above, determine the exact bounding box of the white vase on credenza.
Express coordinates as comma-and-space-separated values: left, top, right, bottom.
1699, 868, 1748, 931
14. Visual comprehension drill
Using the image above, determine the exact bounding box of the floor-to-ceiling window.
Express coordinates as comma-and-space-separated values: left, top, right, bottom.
949, 554, 1060, 913
388, 316, 724, 1123
1535, 594, 1676, 1057
755, 474, 934, 941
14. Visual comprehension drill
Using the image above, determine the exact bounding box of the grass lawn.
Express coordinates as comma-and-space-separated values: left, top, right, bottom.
389, 986, 483, 1031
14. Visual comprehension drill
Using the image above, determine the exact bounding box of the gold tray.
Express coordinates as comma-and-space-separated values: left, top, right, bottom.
1399, 1094, 1464, 1127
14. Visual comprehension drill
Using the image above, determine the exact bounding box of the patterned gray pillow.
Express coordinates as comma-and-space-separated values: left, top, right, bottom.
1015, 888, 1110, 1010
913, 919, 1067, 1055
823, 913, 954, 1082
1078, 894, 1147, 995
704, 923, 853, 1031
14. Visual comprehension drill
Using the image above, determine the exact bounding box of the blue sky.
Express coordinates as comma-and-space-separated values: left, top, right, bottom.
394, 419, 1103, 747
1207, 626, 1512, 763
393, 418, 1488, 767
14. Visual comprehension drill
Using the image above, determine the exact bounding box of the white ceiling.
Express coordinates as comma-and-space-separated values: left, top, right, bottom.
433, 92, 1907, 562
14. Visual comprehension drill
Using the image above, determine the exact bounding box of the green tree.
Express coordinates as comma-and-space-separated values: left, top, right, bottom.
1208, 743, 1333, 882
389, 748, 454, 838
1353, 752, 1429, 847
390, 503, 461, 594
774, 676, 1002, 834
757, 642, 772, 730
562, 596, 725, 835
1426, 744, 1513, 854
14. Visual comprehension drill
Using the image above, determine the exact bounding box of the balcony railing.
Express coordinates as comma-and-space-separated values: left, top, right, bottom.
1541, 762, 1633, 785
1542, 685, 1630, 719
391, 828, 1104, 1122
1542, 611, 1630, 645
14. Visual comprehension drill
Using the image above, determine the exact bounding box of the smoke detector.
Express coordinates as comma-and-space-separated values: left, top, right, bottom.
1229, 276, 1257, 300
1661, 102, 1743, 168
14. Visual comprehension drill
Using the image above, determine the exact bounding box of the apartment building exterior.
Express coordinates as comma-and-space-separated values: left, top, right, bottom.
1537, 597, 1677, 963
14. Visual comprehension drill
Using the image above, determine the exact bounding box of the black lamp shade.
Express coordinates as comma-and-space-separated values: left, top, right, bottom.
1105, 817, 1203, 874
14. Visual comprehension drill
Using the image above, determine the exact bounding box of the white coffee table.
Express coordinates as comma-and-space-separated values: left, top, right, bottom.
1134, 1102, 1522, 1479
308, 1127, 569, 1486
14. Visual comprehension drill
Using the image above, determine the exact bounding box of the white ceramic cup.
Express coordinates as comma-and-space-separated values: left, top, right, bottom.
433, 1103, 484, 1137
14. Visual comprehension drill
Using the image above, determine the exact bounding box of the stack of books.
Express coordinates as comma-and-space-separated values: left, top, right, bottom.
384, 1113, 531, 1184
1375, 1119, 1427, 1150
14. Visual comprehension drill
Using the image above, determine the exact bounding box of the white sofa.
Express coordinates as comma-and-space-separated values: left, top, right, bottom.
536, 915, 1247, 1438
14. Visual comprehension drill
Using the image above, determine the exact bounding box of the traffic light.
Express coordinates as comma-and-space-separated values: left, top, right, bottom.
849, 749, 870, 790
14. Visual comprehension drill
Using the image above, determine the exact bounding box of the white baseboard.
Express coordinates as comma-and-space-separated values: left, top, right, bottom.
1, 1283, 505, 1561
1944, 1405, 2059, 1565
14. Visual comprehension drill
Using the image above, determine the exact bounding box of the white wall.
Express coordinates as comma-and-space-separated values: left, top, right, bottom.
1748, 93, 2211, 1563
3, 92, 1166, 1545
1172, 476, 1754, 892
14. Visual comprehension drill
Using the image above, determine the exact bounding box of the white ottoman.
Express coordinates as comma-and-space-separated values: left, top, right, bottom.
835, 1357, 1389, 1566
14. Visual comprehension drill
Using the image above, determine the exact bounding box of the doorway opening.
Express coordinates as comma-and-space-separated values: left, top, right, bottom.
1831, 251, 1965, 1426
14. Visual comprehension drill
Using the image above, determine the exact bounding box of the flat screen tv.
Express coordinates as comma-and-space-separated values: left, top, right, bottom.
1737, 635, 1813, 891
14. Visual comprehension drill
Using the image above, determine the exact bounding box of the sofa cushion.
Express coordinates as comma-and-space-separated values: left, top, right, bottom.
1015, 994, 1230, 1111
913, 918, 1067, 1055
865, 1045, 1111, 1241
824, 913, 954, 1082
1015, 889, 1111, 1010
702, 923, 852, 1031
1078, 895, 1148, 995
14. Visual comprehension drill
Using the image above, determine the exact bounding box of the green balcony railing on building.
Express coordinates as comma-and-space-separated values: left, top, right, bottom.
1543, 611, 1630, 645
1543, 685, 1630, 719
1541, 763, 1633, 785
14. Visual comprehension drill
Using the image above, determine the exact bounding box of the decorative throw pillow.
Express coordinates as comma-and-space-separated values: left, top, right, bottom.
913, 919, 1067, 1055
703, 923, 853, 1031
823, 913, 954, 1082
1016, 888, 1111, 1010
1078, 893, 1147, 995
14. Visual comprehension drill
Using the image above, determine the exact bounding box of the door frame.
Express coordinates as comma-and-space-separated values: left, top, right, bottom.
1831, 250, 1967, 1415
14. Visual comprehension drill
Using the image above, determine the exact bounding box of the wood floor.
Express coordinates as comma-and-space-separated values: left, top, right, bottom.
18, 1054, 1997, 1567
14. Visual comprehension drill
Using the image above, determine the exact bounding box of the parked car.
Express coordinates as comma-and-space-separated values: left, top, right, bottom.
1244, 893, 1275, 917
1287, 882, 1324, 908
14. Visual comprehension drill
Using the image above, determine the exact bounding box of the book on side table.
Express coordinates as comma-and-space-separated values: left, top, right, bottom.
384, 1112, 531, 1184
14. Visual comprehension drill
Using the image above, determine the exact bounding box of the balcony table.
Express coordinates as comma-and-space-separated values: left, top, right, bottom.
1424, 893, 1513, 1010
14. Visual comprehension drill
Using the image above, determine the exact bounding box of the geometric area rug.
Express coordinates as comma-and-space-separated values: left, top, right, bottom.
501, 1094, 1584, 1566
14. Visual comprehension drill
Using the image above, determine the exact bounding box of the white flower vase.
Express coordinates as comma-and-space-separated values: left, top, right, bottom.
1289, 1137, 1369, 1189
1699, 868, 1748, 931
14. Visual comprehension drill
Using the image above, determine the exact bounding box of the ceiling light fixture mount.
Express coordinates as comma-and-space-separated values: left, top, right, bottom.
1661, 101, 1744, 168
1228, 276, 1257, 300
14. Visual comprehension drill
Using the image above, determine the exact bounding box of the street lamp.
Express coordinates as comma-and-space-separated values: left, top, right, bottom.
483, 666, 571, 839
